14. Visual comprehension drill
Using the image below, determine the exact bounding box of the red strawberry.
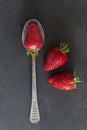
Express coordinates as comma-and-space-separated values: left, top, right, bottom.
48, 72, 81, 91
24, 21, 43, 53
44, 43, 69, 71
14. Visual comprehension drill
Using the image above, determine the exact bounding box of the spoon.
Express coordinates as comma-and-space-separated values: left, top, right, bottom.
22, 19, 45, 123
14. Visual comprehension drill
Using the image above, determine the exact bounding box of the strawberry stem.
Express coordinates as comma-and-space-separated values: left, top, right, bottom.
59, 42, 69, 53
26, 50, 38, 57
71, 72, 82, 89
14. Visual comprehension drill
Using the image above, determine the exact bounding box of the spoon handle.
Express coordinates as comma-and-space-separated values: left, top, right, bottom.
30, 53, 40, 123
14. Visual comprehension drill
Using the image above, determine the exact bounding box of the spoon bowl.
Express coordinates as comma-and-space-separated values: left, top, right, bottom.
22, 19, 45, 51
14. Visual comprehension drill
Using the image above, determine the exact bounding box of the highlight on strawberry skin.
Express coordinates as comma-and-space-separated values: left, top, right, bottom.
44, 42, 69, 71
48, 72, 82, 91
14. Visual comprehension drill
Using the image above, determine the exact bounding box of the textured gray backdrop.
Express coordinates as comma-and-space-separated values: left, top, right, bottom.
0, 0, 87, 130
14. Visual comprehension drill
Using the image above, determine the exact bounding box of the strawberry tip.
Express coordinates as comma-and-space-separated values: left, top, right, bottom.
48, 78, 53, 83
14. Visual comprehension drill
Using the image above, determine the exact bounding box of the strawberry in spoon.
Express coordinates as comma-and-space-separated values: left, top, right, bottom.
22, 19, 44, 55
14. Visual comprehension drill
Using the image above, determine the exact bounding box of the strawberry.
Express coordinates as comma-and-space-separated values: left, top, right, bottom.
48, 72, 81, 91
24, 21, 43, 54
44, 43, 69, 71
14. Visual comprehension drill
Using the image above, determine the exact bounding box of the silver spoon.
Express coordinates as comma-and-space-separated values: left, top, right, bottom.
22, 19, 45, 123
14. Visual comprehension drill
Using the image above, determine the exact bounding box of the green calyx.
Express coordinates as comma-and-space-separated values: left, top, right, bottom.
59, 42, 69, 53
26, 50, 38, 57
70, 72, 82, 89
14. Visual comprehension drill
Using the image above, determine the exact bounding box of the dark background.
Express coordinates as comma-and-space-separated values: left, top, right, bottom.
0, 0, 87, 130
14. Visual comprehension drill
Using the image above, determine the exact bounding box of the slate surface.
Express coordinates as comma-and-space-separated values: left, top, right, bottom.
0, 0, 87, 130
